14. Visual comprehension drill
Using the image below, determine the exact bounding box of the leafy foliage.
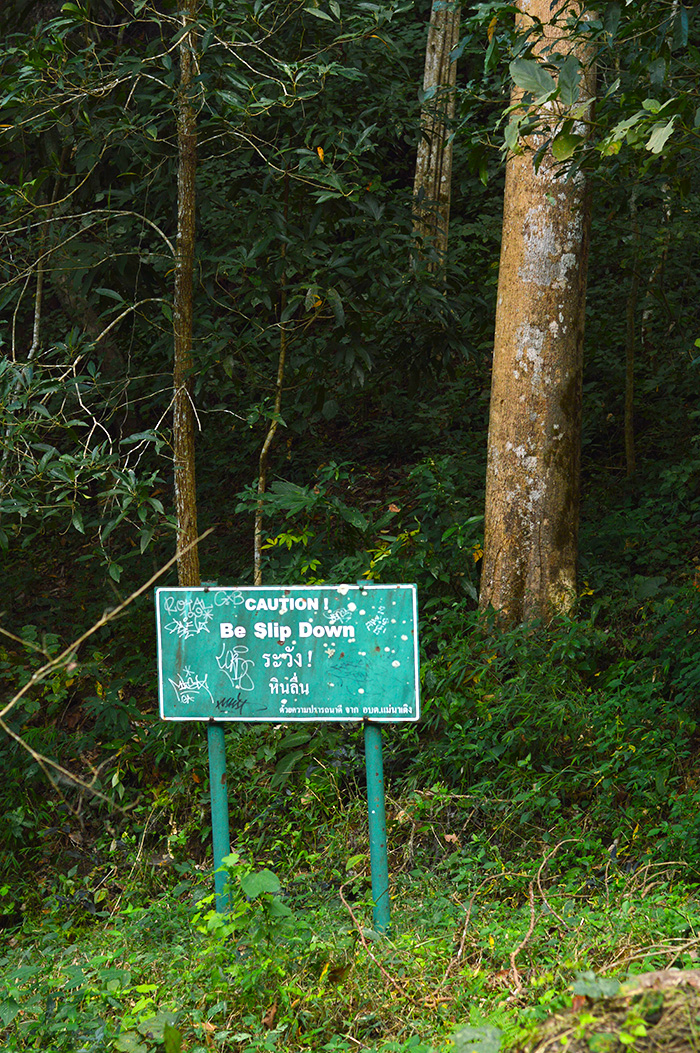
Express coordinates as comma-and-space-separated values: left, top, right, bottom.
3, 0, 700, 1048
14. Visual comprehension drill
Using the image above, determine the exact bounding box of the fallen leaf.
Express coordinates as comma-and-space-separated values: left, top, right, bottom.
262, 1000, 278, 1029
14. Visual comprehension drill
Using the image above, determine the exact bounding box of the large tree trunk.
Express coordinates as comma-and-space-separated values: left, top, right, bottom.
172, 0, 201, 587
412, 0, 461, 269
479, 2, 595, 624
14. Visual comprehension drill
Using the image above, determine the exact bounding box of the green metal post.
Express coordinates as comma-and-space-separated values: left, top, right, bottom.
364, 721, 390, 934
207, 722, 230, 912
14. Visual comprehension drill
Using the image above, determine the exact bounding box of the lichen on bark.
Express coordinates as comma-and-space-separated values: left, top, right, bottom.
479, 0, 595, 625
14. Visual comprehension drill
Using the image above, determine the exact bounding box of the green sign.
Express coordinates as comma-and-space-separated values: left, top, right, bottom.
155, 584, 419, 722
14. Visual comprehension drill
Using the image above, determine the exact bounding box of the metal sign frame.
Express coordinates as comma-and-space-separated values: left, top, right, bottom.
156, 583, 419, 723
155, 582, 419, 932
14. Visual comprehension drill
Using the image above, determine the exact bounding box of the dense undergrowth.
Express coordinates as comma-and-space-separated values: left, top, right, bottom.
3, 344, 700, 1052
3, 441, 700, 1049
3, 817, 700, 1052
2, 0, 700, 1046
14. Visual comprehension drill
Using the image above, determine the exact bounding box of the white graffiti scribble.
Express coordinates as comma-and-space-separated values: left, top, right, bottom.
168, 667, 214, 707
324, 606, 353, 625
214, 590, 245, 608
216, 644, 255, 691
164, 595, 214, 639
367, 606, 389, 634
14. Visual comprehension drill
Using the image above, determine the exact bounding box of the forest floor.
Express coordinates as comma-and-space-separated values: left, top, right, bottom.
2, 800, 700, 1053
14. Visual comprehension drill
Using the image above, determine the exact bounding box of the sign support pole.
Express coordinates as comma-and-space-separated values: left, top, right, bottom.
207, 722, 230, 912
157, 584, 420, 924
364, 721, 390, 934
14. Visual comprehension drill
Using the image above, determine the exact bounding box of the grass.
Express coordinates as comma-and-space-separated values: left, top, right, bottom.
3, 543, 700, 1052
3, 819, 700, 1053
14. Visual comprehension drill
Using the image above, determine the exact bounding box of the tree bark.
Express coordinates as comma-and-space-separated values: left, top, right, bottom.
479, 1, 595, 624
412, 0, 461, 269
173, 0, 201, 588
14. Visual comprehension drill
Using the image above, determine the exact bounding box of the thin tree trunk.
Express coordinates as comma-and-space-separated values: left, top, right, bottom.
640, 186, 672, 368
479, 2, 595, 624
1, 148, 68, 496
173, 0, 200, 588
253, 321, 286, 586
412, 0, 461, 269
254, 173, 289, 586
624, 192, 639, 479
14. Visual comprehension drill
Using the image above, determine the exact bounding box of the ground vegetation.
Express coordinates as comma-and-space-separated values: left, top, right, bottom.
2, 0, 700, 1050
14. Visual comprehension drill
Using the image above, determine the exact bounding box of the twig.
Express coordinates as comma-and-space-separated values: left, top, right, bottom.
536, 838, 577, 932
509, 882, 536, 993
0, 529, 214, 807
109, 804, 165, 915
338, 881, 408, 998
442, 871, 509, 982
443, 894, 476, 982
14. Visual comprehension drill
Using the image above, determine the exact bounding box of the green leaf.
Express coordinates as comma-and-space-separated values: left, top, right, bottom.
270, 749, 305, 788
327, 286, 345, 327
588, 1035, 619, 1053
240, 869, 281, 898
603, 3, 621, 44
672, 4, 688, 49
137, 1010, 179, 1040
346, 853, 366, 871
340, 505, 368, 532
164, 1023, 183, 1053
648, 57, 666, 87
268, 896, 294, 917
139, 527, 155, 554
572, 971, 620, 1000
452, 1024, 503, 1053
504, 116, 522, 152
278, 730, 312, 750
305, 6, 333, 19
558, 55, 581, 107
632, 575, 667, 599
646, 118, 676, 154
510, 58, 556, 99
114, 1033, 148, 1053
0, 999, 21, 1027
552, 131, 582, 161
